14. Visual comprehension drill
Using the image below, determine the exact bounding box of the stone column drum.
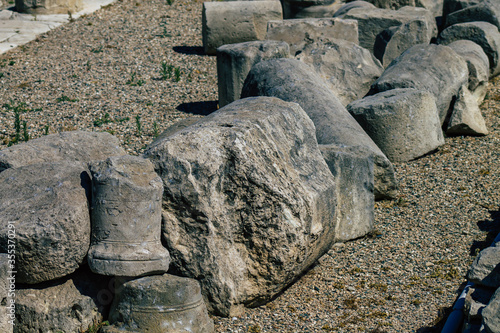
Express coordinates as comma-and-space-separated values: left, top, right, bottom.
102, 274, 214, 333
88, 155, 170, 277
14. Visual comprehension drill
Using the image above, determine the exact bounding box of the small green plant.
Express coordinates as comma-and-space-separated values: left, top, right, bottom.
153, 121, 159, 137
166, 0, 174, 5
22, 121, 29, 142
248, 324, 261, 332
91, 46, 103, 53
116, 116, 130, 123
68, 11, 75, 22
56, 95, 78, 103
94, 113, 113, 127
126, 72, 144, 86
85, 320, 109, 333
8, 60, 15, 66
160, 61, 174, 80
135, 115, 142, 136
86, 60, 91, 71
3, 102, 30, 146
0, 73, 4, 79
174, 67, 181, 82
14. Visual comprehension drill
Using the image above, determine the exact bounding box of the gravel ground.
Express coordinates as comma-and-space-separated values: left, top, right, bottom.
0, 0, 499, 332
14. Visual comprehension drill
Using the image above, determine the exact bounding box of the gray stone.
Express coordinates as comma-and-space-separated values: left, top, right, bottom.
468, 241, 500, 289
88, 155, 170, 277
265, 18, 359, 56
447, 40, 489, 103
241, 58, 397, 200
149, 117, 202, 148
347, 88, 445, 162
443, 0, 481, 19
0, 254, 13, 333
374, 18, 436, 67
0, 131, 126, 173
482, 287, 500, 333
281, 0, 336, 18
217, 40, 290, 107
445, 1, 500, 30
333, 1, 376, 18
320, 145, 374, 242
292, 2, 344, 19
0, 161, 91, 284
447, 86, 488, 137
144, 97, 338, 316
358, 0, 443, 17
15, 268, 111, 333
438, 22, 500, 77
15, 0, 83, 14
295, 38, 383, 106
104, 274, 214, 333
343, 6, 437, 54
368, 44, 469, 124
465, 286, 494, 321
202, 1, 282, 55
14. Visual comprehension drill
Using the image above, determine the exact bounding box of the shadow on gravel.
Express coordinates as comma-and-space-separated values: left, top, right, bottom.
470, 210, 500, 255
173, 46, 205, 55
177, 101, 218, 116
415, 306, 454, 333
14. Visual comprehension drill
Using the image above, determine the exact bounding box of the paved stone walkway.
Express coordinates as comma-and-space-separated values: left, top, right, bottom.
0, 0, 115, 54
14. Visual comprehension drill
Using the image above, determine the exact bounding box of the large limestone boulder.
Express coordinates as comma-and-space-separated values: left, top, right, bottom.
144, 97, 338, 317
347, 88, 445, 162
444, 0, 500, 30
0, 161, 91, 284
265, 18, 359, 56
438, 21, 500, 77
447, 40, 489, 103
15, 268, 111, 332
343, 6, 437, 54
202, 1, 283, 55
482, 287, 500, 333
0, 131, 126, 173
467, 240, 500, 289
446, 86, 488, 136
368, 43, 469, 124
358, 0, 444, 18
15, 0, 82, 14
241, 58, 396, 200
295, 38, 383, 106
217, 40, 290, 108
104, 274, 214, 333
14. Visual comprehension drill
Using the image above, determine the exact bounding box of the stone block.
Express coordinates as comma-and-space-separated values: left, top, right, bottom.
0, 161, 91, 284
347, 88, 445, 162
241, 58, 397, 200
359, 0, 444, 18
446, 86, 488, 137
15, 0, 83, 14
468, 241, 500, 289
266, 17, 359, 56
482, 287, 500, 333
281, 0, 335, 18
104, 274, 214, 333
465, 286, 494, 322
202, 1, 282, 55
368, 44, 469, 124
442, 0, 481, 20
144, 97, 338, 316
0, 254, 13, 333
333, 1, 376, 18
217, 40, 289, 107
88, 155, 170, 277
445, 0, 500, 30
438, 21, 500, 77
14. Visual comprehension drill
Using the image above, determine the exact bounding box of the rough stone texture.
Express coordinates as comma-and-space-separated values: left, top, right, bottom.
202, 1, 283, 55
347, 88, 445, 163
0, 131, 126, 173
241, 58, 397, 200
144, 97, 338, 316
468, 241, 500, 289
149, 118, 202, 148
295, 38, 383, 106
265, 18, 359, 56
333, 1, 376, 18
0, 254, 13, 333
343, 6, 437, 54
104, 274, 214, 333
281, 0, 336, 18
438, 22, 500, 77
0, 161, 91, 284
368, 44, 469, 124
320, 145, 374, 241
292, 2, 344, 19
15, 0, 83, 14
217, 40, 290, 108
482, 287, 500, 333
374, 18, 436, 67
447, 86, 488, 137
359, 0, 444, 18
88, 155, 170, 277
445, 0, 500, 30
447, 40, 490, 103
465, 286, 494, 321
442, 0, 481, 19
15, 268, 111, 333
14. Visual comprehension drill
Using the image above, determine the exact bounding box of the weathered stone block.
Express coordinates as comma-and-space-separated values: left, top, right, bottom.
482, 287, 500, 333
88, 155, 170, 277
468, 241, 500, 289
347, 88, 445, 162
333, 1, 376, 18
368, 44, 469, 124
144, 97, 338, 316
465, 286, 494, 322
217, 40, 289, 107
447, 86, 488, 137
15, 0, 82, 14
241, 58, 396, 200
281, 0, 335, 18
0, 161, 91, 284
445, 0, 500, 30
202, 1, 282, 55
266, 17, 359, 56
0, 254, 13, 333
104, 274, 214, 333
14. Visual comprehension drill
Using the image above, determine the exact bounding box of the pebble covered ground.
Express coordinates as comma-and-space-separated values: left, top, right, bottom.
0, 0, 499, 332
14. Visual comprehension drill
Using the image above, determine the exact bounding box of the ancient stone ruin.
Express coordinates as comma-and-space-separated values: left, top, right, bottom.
1, 0, 500, 331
